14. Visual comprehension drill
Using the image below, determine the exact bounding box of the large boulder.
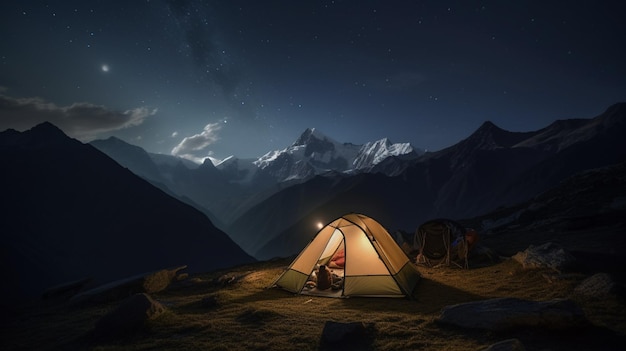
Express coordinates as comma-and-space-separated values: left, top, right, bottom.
573, 273, 622, 299
71, 266, 187, 305
93, 293, 165, 340
436, 297, 588, 331
512, 242, 576, 271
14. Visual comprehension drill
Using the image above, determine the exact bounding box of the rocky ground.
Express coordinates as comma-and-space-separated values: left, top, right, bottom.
2, 237, 625, 351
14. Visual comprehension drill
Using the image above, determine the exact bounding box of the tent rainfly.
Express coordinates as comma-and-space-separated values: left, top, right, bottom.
273, 213, 421, 298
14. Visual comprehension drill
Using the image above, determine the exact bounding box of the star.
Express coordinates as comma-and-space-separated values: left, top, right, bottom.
101, 64, 109, 72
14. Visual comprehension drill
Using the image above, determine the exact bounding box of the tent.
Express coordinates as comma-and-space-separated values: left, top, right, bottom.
414, 219, 475, 268
273, 213, 421, 298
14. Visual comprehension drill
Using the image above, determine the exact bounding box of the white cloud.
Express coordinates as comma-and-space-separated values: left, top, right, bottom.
0, 94, 157, 141
171, 123, 222, 161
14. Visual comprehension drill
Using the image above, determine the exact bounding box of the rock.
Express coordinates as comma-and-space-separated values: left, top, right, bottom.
70, 265, 187, 305
436, 297, 588, 331
320, 321, 374, 346
93, 293, 165, 340
481, 338, 526, 351
573, 273, 620, 298
512, 242, 575, 271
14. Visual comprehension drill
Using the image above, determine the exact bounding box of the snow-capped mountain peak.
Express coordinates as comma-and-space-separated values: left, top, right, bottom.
292, 127, 328, 146
254, 128, 360, 172
217, 128, 421, 183
353, 138, 418, 169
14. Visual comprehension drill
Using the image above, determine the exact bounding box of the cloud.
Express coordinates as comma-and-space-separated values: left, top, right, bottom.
0, 94, 156, 141
171, 123, 222, 163
171, 131, 179, 138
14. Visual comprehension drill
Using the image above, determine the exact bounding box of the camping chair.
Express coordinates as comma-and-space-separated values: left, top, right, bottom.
415, 224, 468, 269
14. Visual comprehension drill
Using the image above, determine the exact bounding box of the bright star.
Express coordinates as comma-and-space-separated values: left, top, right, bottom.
101, 64, 109, 72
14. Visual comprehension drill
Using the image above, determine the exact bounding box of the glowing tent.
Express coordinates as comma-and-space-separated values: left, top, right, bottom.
273, 213, 420, 298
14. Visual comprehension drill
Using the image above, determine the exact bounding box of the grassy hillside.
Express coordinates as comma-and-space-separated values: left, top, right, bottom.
4, 256, 625, 351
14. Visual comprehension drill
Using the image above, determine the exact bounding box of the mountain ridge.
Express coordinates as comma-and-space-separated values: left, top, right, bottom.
1, 124, 255, 300
243, 103, 626, 259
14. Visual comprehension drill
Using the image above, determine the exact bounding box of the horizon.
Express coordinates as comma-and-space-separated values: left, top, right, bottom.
4, 100, 622, 166
1, 1, 624, 161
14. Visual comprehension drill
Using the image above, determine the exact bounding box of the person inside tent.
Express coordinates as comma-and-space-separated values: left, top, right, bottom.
316, 264, 332, 290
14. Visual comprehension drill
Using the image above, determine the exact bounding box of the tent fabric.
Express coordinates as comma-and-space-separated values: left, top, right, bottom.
414, 219, 468, 268
273, 213, 421, 298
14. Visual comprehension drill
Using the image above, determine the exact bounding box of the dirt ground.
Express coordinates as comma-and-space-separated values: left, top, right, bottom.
2, 247, 625, 351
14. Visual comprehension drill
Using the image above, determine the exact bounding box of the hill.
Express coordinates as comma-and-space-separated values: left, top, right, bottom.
0, 123, 255, 302
239, 103, 626, 259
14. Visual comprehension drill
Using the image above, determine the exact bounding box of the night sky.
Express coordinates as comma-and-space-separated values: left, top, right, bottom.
1, 1, 624, 163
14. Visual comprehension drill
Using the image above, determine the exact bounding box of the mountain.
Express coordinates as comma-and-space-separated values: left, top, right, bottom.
460, 161, 626, 271
90, 137, 225, 227
251, 128, 421, 182
91, 128, 421, 228
149, 152, 200, 170
0, 123, 255, 301
352, 137, 416, 170
90, 137, 165, 183
235, 103, 626, 259
90, 138, 248, 228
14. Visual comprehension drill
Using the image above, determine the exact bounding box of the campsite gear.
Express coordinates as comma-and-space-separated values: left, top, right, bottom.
317, 265, 332, 290
414, 219, 469, 268
465, 229, 479, 252
273, 213, 421, 298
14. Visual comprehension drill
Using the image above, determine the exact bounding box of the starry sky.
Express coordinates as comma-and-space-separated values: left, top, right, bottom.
1, 1, 624, 163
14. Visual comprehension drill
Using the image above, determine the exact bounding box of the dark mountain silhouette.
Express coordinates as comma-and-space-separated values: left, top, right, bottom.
91, 128, 421, 231
90, 137, 287, 229
460, 161, 626, 276
0, 123, 255, 301
90, 137, 244, 229
238, 103, 626, 259
90, 137, 164, 183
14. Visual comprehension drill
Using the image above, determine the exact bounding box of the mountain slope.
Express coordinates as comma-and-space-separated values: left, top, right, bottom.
460, 161, 626, 266
0, 123, 255, 300
240, 103, 626, 259
91, 137, 247, 228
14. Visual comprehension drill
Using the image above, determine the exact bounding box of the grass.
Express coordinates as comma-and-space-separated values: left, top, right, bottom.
3, 257, 625, 351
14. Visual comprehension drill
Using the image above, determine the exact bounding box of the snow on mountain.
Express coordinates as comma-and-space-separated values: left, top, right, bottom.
215, 156, 259, 183
254, 128, 360, 171
251, 128, 420, 182
353, 138, 420, 170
